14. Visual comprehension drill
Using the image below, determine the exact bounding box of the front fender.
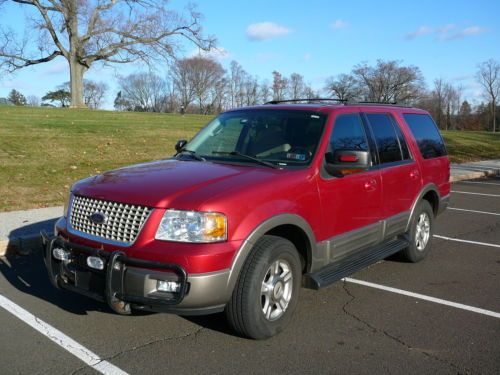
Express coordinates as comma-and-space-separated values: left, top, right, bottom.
222, 212, 317, 302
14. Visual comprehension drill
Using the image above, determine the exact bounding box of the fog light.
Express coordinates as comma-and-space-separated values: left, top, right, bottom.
53, 247, 69, 261
156, 280, 180, 293
87, 256, 105, 270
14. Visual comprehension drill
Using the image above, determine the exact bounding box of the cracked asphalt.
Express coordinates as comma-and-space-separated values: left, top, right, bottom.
1, 177, 499, 375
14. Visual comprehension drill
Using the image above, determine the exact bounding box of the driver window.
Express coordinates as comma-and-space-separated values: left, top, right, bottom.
330, 113, 368, 152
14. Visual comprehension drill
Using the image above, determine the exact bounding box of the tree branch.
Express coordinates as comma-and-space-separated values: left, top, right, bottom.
11, 0, 60, 12
0, 49, 62, 71
30, 0, 68, 57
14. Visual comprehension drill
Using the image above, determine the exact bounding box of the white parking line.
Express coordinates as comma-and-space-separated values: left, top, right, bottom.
344, 278, 500, 319
0, 294, 128, 375
451, 190, 500, 197
458, 181, 500, 186
448, 207, 500, 216
433, 235, 500, 248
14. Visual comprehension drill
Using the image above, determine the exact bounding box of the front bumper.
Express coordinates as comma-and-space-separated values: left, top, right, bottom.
42, 232, 227, 315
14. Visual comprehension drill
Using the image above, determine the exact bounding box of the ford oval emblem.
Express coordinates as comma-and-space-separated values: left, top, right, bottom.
89, 212, 107, 225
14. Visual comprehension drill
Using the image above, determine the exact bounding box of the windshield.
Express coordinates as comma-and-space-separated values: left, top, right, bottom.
185, 109, 327, 167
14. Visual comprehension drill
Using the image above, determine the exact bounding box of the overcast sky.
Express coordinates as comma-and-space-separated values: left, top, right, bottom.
1, 0, 499, 108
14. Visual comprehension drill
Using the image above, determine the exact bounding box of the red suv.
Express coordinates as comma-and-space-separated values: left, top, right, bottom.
43, 100, 450, 339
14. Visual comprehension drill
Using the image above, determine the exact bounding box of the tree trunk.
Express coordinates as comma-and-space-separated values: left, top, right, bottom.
493, 101, 497, 132
69, 58, 87, 108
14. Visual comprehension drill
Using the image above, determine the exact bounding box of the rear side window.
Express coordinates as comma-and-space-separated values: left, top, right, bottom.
330, 113, 368, 151
391, 118, 411, 160
365, 113, 403, 164
403, 114, 447, 159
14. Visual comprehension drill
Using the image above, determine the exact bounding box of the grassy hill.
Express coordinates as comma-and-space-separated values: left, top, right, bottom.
1, 106, 499, 211
0, 106, 211, 211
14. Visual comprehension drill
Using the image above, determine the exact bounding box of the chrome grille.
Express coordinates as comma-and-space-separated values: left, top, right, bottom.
69, 195, 153, 244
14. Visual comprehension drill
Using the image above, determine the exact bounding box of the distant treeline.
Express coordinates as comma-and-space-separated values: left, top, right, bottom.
3, 58, 499, 132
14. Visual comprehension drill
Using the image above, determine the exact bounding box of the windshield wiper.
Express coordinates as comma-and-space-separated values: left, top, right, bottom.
212, 151, 278, 169
176, 149, 206, 161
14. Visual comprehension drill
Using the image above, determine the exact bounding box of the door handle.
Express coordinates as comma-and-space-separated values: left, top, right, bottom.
410, 169, 420, 179
364, 179, 377, 191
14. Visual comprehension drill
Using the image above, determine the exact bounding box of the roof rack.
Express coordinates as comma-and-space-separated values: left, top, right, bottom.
263, 98, 412, 108
264, 98, 347, 105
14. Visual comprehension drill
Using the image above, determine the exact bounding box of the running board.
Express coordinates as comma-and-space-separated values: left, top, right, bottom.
303, 238, 409, 290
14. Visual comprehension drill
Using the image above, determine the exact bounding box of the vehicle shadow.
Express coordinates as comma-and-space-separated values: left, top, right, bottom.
0, 219, 112, 315
183, 313, 235, 336
0, 252, 113, 315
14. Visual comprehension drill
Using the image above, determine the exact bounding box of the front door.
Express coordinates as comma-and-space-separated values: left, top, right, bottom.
317, 112, 383, 261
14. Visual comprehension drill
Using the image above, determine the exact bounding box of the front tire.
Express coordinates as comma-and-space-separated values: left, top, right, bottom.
400, 200, 434, 263
225, 235, 302, 339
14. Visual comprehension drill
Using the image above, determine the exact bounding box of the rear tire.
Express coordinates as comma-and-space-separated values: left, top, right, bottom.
400, 200, 434, 263
225, 235, 301, 339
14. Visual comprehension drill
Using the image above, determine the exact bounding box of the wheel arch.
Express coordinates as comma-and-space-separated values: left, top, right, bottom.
224, 214, 316, 301
406, 183, 440, 232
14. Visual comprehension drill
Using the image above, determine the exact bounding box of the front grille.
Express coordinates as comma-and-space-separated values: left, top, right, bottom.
69, 195, 153, 245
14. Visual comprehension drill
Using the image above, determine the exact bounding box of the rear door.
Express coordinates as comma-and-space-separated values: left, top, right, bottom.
402, 113, 450, 200
364, 112, 421, 238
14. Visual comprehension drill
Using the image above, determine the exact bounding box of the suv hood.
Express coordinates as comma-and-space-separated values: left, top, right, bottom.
72, 159, 279, 208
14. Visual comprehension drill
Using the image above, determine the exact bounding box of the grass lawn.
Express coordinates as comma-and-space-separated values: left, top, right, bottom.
0, 106, 210, 211
1, 106, 499, 211
442, 130, 500, 164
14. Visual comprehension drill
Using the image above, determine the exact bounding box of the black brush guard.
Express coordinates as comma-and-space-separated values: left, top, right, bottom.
41, 231, 188, 314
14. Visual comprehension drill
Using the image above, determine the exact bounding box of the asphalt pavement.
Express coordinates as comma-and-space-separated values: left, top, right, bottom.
0, 176, 499, 374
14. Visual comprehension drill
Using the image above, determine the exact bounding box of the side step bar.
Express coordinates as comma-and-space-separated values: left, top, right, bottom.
303, 238, 409, 290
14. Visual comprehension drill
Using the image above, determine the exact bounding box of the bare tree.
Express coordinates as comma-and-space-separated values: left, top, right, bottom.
352, 60, 425, 104
84, 80, 108, 109
288, 73, 305, 99
117, 72, 166, 112
272, 71, 287, 101
0, 1, 214, 108
243, 74, 259, 106
259, 80, 271, 104
476, 59, 500, 132
228, 60, 245, 108
170, 56, 225, 114
303, 84, 318, 100
26, 95, 40, 106
324, 73, 360, 102
432, 78, 446, 128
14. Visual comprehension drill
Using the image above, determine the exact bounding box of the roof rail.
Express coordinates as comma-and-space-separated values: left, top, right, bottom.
264, 98, 347, 105
263, 98, 413, 108
356, 101, 398, 105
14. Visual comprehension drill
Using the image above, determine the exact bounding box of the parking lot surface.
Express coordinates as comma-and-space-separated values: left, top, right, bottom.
1, 177, 499, 375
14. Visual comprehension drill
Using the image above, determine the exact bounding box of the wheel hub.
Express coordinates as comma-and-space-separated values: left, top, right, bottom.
415, 212, 430, 251
273, 281, 284, 299
261, 259, 293, 321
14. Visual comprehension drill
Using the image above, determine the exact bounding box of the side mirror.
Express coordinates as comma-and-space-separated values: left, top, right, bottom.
175, 139, 187, 153
325, 150, 371, 176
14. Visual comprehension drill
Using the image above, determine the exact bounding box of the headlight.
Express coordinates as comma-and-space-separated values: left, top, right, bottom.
155, 209, 227, 243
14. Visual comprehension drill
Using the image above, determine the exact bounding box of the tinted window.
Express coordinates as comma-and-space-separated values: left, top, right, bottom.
366, 113, 402, 164
330, 114, 368, 151
391, 118, 411, 160
404, 114, 447, 159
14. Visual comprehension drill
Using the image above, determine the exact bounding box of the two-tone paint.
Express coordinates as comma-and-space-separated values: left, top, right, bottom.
54, 104, 450, 313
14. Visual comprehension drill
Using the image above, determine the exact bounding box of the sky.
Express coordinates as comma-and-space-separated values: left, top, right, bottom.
0, 0, 499, 109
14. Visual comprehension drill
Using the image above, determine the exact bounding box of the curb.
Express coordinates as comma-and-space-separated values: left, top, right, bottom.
450, 168, 500, 182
